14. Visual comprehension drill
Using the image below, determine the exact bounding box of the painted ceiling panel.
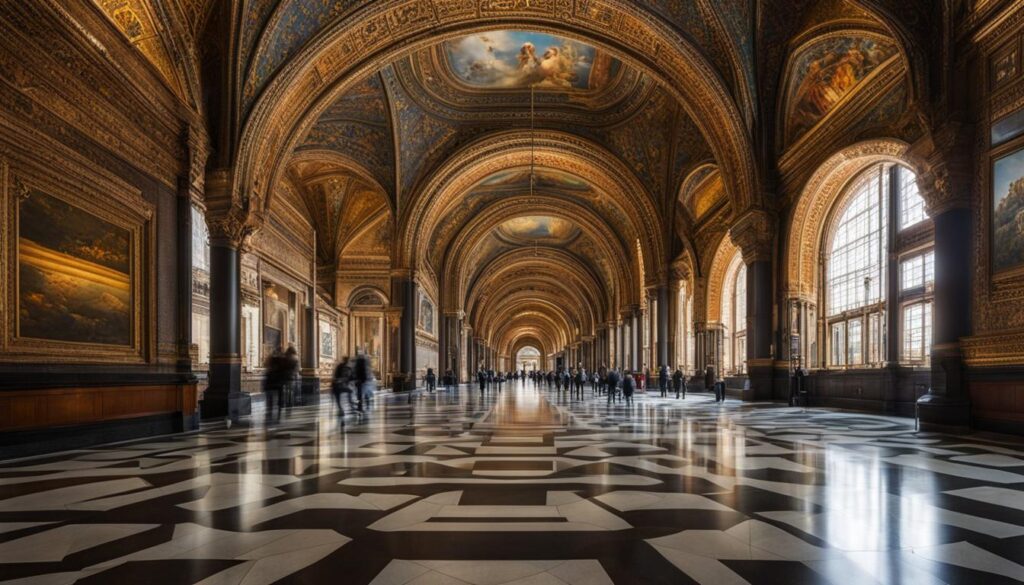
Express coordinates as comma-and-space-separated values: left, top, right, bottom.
298, 74, 395, 196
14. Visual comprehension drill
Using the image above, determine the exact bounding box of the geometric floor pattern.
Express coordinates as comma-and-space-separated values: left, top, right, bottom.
1, 382, 1024, 584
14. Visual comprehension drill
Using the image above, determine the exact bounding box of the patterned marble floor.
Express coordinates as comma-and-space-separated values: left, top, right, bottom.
1, 382, 1024, 584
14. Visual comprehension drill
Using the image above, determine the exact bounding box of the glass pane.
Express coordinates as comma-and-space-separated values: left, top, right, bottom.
831, 322, 846, 366
827, 166, 887, 315
735, 263, 747, 334
899, 167, 928, 230
902, 302, 931, 363
869, 312, 883, 364
901, 250, 935, 292
848, 319, 862, 365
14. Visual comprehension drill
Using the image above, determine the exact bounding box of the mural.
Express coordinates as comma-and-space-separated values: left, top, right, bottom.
787, 35, 898, 142
497, 216, 579, 244
418, 291, 435, 335
18, 191, 132, 345
444, 31, 620, 90
993, 147, 1024, 275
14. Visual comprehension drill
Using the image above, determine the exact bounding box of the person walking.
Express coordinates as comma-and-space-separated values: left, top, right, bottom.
673, 366, 685, 399
622, 371, 636, 407
606, 368, 620, 405
425, 367, 437, 393
658, 364, 669, 398
353, 353, 371, 413
477, 368, 487, 395
264, 349, 286, 421
331, 356, 355, 417
704, 364, 715, 396
284, 346, 300, 407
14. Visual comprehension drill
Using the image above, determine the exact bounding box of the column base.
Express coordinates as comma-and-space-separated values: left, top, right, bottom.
199, 391, 251, 421
300, 376, 321, 404
745, 360, 775, 401
391, 373, 416, 393
916, 393, 971, 432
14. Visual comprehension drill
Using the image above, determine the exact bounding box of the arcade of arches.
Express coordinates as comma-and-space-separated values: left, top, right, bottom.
4, 2, 1024, 583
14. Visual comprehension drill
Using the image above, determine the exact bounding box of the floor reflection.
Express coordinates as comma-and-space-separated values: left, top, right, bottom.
0, 380, 1022, 584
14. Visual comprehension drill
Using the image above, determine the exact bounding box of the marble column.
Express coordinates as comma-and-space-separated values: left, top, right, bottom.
657, 284, 670, 368
202, 232, 243, 420
732, 210, 776, 400
300, 294, 319, 398
632, 306, 643, 371
918, 202, 973, 428
390, 274, 417, 392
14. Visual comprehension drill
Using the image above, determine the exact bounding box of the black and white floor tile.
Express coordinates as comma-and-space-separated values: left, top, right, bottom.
1, 383, 1024, 584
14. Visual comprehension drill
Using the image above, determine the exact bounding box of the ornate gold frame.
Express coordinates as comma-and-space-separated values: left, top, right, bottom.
0, 155, 155, 364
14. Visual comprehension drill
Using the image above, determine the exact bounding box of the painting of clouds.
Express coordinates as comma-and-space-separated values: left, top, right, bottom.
18, 191, 132, 345
444, 31, 619, 90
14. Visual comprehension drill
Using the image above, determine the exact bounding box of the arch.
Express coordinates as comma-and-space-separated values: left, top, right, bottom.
348, 286, 389, 308
232, 4, 758, 234
705, 233, 741, 323
404, 131, 664, 284
785, 139, 916, 299
445, 201, 629, 313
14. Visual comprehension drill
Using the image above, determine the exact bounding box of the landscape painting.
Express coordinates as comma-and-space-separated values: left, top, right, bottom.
993, 147, 1024, 275
18, 190, 132, 345
445, 31, 620, 91
418, 292, 434, 335
787, 35, 898, 142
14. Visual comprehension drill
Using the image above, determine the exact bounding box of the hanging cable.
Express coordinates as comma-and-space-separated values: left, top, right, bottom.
530, 82, 536, 198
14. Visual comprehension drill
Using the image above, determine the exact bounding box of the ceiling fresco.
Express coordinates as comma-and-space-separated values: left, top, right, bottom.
496, 216, 581, 245
476, 168, 595, 195
443, 32, 621, 91
785, 33, 899, 143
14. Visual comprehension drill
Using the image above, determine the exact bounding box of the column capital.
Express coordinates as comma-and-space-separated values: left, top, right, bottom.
205, 169, 263, 249
907, 121, 974, 216
729, 208, 776, 264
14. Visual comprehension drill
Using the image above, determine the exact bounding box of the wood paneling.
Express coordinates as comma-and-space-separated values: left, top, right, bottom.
971, 380, 1024, 424
0, 384, 196, 432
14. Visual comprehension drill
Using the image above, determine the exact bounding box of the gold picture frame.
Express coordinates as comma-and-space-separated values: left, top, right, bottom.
0, 156, 154, 364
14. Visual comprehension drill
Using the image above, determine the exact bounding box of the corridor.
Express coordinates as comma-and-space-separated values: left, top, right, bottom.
1, 383, 1023, 584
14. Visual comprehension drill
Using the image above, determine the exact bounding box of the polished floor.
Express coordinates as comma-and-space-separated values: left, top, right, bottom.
1, 383, 1024, 584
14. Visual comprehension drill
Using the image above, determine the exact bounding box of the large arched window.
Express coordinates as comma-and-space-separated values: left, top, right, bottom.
722, 253, 747, 374
824, 163, 933, 368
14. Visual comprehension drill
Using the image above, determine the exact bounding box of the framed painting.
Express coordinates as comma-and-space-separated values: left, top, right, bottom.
992, 144, 1024, 277
1, 156, 154, 364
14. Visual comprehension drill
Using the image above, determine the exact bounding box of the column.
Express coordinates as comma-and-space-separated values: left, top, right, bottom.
632, 306, 643, 371
390, 273, 417, 392
300, 292, 320, 398
916, 149, 972, 429
731, 209, 776, 400
657, 283, 670, 368
202, 215, 245, 420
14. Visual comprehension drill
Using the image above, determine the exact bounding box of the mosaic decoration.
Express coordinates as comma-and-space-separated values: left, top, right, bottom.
444, 31, 621, 91
992, 146, 1024, 275
786, 35, 899, 143
17, 190, 132, 346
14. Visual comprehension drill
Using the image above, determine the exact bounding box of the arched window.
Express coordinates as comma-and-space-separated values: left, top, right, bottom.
722, 253, 747, 375
824, 163, 933, 368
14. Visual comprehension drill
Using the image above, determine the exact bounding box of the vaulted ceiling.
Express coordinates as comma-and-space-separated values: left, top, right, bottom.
99, 0, 928, 359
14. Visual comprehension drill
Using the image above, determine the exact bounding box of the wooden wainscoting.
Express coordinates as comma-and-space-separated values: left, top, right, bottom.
970, 378, 1024, 433
0, 384, 196, 432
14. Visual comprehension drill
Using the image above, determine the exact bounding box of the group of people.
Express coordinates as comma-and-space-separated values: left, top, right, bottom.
329, 354, 376, 421
263, 346, 301, 420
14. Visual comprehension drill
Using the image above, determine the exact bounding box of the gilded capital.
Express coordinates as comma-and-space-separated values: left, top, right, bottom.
730, 208, 776, 264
